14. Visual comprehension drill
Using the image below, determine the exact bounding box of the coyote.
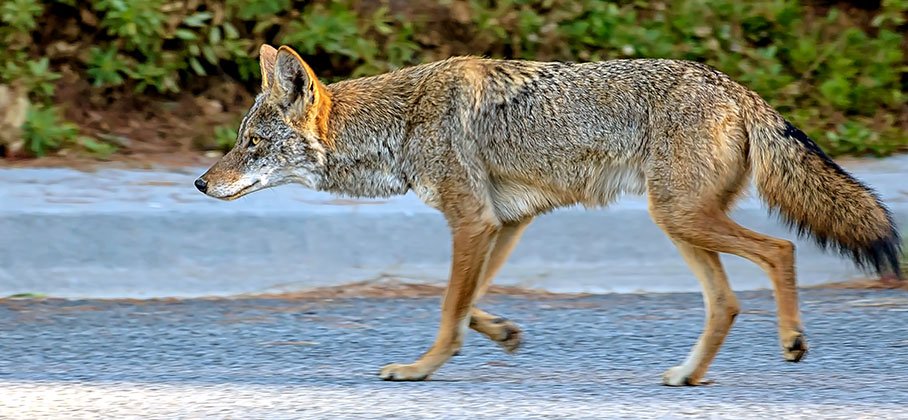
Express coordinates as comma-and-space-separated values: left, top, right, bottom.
196, 44, 901, 385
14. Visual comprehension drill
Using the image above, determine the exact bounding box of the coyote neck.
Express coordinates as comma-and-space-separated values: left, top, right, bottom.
319, 145, 409, 199
316, 78, 412, 199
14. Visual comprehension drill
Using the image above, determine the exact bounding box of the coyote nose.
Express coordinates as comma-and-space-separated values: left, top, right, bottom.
194, 178, 208, 193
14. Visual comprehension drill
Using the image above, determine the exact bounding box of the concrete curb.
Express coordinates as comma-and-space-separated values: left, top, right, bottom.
2, 155, 906, 298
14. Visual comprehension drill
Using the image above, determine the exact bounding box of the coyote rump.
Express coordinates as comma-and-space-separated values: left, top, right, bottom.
196, 44, 901, 385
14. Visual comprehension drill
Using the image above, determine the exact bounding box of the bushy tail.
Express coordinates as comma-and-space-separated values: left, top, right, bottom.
746, 103, 902, 278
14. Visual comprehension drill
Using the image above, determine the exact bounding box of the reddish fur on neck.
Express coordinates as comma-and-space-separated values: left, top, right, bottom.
314, 86, 334, 149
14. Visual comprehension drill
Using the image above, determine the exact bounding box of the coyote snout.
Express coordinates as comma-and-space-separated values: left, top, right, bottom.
194, 156, 265, 201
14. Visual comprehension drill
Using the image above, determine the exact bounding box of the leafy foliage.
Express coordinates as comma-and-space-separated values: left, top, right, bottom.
22, 105, 79, 157
213, 124, 238, 152
0, 0, 905, 158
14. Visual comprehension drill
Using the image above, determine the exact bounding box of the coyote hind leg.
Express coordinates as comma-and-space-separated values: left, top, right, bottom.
660, 237, 739, 386
646, 121, 805, 385
651, 201, 806, 385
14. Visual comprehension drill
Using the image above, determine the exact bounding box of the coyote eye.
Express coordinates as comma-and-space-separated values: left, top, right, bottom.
249, 136, 262, 147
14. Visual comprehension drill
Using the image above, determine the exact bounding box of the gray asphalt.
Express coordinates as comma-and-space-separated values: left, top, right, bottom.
2, 288, 908, 419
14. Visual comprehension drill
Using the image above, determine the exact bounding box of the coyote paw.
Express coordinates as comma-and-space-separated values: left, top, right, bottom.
488, 317, 523, 354
471, 316, 523, 354
379, 363, 432, 381
782, 332, 808, 362
662, 366, 711, 386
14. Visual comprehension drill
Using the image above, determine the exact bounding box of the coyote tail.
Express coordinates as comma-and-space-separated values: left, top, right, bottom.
746, 101, 902, 278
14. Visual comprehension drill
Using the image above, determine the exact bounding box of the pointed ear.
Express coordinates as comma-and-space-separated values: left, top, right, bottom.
271, 45, 324, 121
259, 44, 278, 89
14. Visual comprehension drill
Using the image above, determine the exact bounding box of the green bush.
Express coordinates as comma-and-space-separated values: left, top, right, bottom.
0, 0, 905, 158
213, 124, 239, 152
22, 105, 79, 157
19, 104, 117, 158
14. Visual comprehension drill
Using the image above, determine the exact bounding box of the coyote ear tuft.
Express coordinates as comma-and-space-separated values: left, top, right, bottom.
271, 45, 323, 121
259, 44, 278, 89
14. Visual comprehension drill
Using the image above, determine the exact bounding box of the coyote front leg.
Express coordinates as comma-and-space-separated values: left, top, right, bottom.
469, 218, 532, 353
379, 220, 500, 381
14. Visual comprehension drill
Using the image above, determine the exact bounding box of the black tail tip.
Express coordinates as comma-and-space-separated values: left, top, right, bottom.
862, 231, 903, 280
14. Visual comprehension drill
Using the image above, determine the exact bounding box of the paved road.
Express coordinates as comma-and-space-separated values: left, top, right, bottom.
2, 288, 907, 418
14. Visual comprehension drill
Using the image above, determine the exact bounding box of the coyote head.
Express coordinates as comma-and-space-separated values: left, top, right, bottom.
195, 44, 332, 200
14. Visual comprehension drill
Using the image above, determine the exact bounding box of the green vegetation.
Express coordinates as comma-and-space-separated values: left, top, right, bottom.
4, 292, 48, 299
213, 123, 240, 152
1, 0, 905, 158
21, 105, 79, 157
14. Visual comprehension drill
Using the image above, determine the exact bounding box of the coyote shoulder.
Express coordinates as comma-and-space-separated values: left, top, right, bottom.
197, 44, 901, 385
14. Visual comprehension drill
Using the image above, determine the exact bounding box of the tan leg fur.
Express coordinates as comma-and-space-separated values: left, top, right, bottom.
469, 218, 533, 353
379, 215, 501, 381
650, 203, 806, 385
660, 239, 739, 385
